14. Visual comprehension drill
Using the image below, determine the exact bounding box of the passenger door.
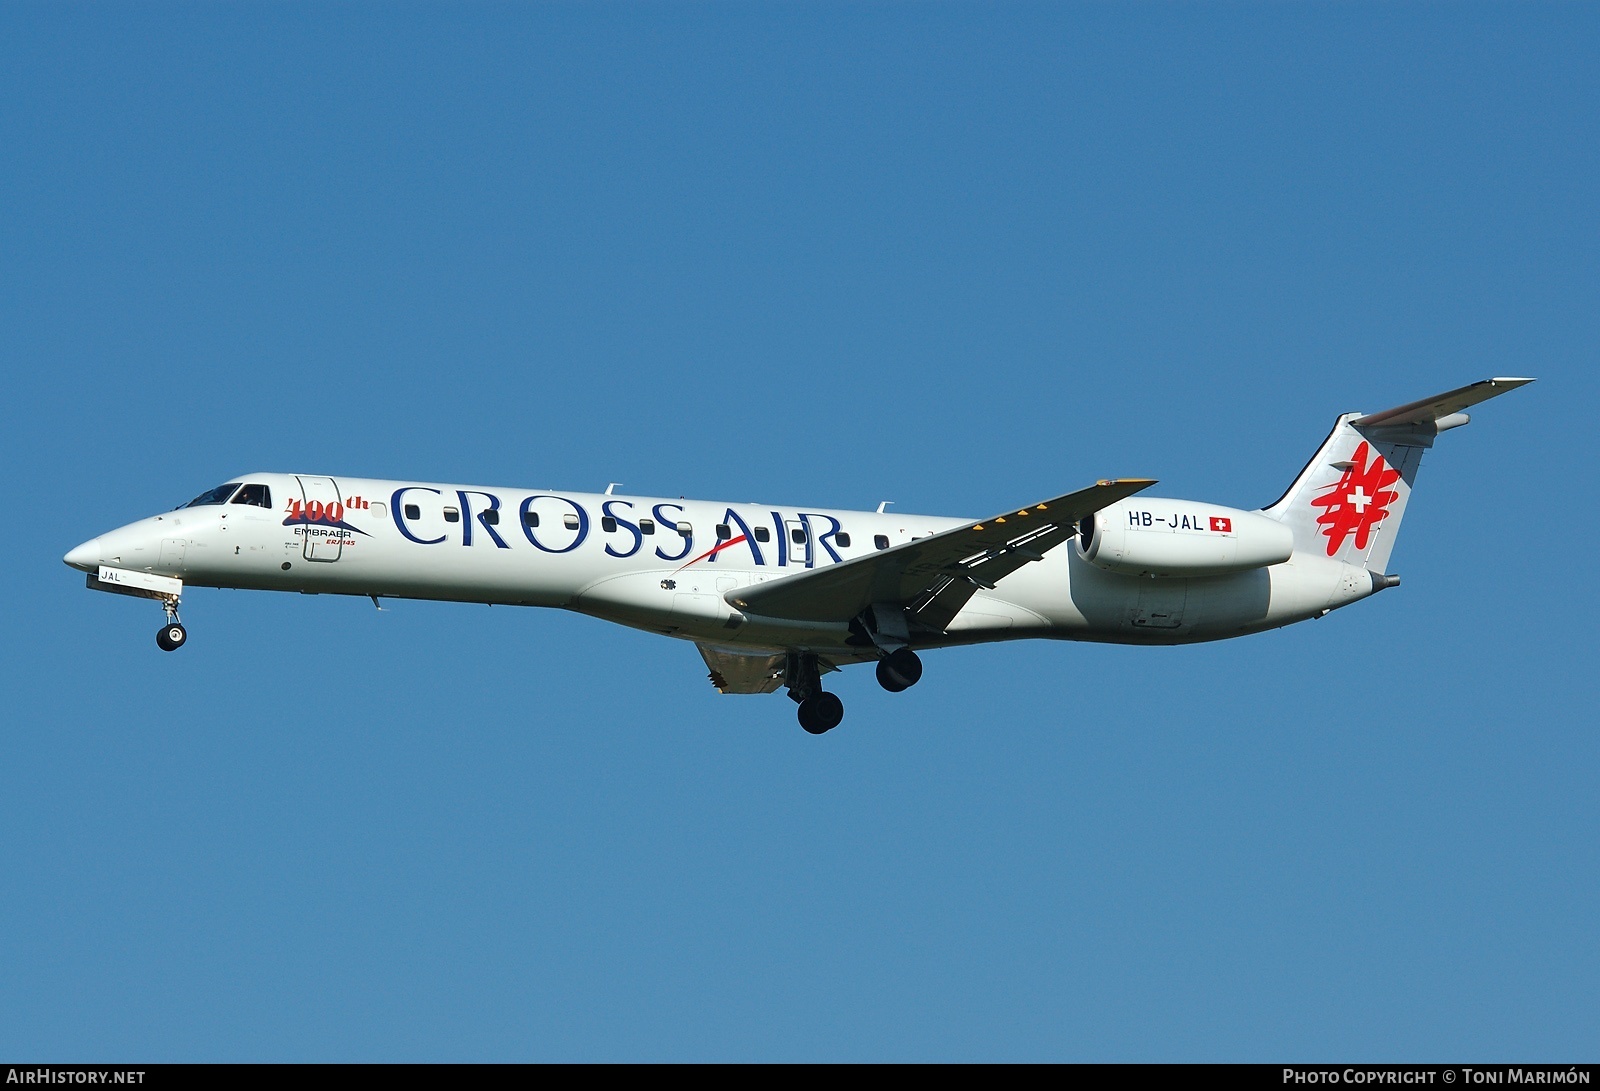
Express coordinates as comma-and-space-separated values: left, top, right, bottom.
296, 476, 345, 562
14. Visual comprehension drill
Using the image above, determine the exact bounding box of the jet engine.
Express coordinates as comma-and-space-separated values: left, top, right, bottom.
1077, 501, 1294, 578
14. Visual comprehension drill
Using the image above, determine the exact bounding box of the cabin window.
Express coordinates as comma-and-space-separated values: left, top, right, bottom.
185, 483, 240, 507
639, 518, 655, 535
835, 532, 851, 548
443, 507, 460, 523
482, 509, 499, 525
874, 534, 889, 550
523, 511, 539, 527
601, 516, 617, 533
791, 527, 807, 545
370, 502, 387, 520
716, 523, 731, 540
405, 504, 421, 521
563, 513, 581, 530
230, 484, 272, 508
753, 526, 770, 543
677, 521, 693, 537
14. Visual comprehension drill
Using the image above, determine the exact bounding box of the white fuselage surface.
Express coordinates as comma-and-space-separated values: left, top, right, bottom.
69, 474, 1367, 648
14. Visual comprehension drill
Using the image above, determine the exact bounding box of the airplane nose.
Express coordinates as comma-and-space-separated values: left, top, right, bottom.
64, 538, 102, 572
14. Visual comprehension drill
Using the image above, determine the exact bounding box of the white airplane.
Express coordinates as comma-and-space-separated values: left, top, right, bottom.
65, 378, 1530, 733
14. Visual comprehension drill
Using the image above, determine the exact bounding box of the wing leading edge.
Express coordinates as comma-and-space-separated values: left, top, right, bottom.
725, 478, 1157, 628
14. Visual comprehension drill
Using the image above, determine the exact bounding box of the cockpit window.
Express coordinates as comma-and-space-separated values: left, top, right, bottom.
230, 484, 272, 508
184, 483, 241, 507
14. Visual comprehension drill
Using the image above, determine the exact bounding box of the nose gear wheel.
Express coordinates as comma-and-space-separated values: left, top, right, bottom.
155, 595, 186, 652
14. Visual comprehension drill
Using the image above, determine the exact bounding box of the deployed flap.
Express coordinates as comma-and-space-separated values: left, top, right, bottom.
697, 644, 786, 694
725, 478, 1156, 626
1354, 377, 1533, 429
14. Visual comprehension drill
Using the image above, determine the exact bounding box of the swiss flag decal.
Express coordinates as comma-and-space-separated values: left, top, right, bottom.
1209, 516, 1232, 533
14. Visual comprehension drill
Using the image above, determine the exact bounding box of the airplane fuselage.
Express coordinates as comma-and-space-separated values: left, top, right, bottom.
65, 472, 1376, 657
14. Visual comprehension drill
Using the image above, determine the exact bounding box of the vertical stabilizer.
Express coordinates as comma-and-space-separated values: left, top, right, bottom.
1260, 378, 1532, 573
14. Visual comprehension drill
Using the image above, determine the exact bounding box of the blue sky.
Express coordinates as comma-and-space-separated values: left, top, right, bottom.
2, 2, 1596, 1061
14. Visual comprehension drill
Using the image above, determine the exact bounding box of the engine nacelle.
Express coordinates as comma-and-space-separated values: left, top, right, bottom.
1078, 500, 1294, 578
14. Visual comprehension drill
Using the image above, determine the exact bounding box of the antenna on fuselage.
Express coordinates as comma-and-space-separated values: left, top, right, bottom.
605, 482, 622, 495
876, 501, 893, 514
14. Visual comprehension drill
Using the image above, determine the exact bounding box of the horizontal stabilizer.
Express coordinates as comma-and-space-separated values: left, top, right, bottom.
1354, 377, 1534, 429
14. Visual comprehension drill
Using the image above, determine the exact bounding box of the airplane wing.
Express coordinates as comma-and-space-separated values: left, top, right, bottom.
724, 478, 1157, 628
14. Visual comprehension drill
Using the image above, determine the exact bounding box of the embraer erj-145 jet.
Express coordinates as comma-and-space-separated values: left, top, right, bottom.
65, 379, 1529, 734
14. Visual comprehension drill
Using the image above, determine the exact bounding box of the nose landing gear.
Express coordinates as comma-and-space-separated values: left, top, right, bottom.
82, 566, 190, 652
155, 596, 186, 652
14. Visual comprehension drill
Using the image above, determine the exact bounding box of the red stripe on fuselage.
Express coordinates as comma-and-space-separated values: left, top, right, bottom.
676, 534, 748, 572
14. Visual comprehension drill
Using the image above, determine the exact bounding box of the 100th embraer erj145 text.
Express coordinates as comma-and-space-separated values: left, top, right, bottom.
66, 378, 1530, 734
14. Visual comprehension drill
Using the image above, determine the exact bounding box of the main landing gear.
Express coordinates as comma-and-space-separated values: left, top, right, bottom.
155, 596, 186, 652
787, 651, 845, 735
797, 692, 845, 735
875, 648, 923, 693
786, 647, 925, 735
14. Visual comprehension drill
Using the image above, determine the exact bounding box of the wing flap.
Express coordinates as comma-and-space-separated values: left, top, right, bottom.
696, 644, 786, 694
726, 478, 1156, 625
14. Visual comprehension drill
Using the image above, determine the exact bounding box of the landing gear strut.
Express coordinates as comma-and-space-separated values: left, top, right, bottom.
787, 650, 844, 734
155, 596, 186, 652
875, 648, 923, 692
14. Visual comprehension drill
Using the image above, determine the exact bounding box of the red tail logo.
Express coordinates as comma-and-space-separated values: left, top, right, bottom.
1310, 441, 1400, 556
